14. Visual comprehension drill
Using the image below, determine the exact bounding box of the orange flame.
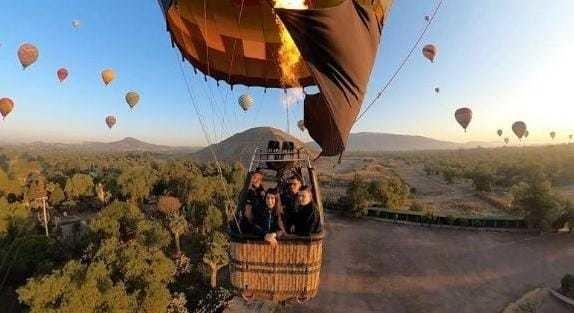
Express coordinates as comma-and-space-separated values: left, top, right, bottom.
274, 0, 307, 87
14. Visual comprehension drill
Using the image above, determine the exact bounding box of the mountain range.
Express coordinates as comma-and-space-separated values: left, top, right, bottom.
1, 128, 499, 157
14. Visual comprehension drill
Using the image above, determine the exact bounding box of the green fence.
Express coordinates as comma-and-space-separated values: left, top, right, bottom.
366, 208, 526, 229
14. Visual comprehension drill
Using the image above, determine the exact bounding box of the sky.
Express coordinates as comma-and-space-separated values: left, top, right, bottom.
0, 0, 573, 147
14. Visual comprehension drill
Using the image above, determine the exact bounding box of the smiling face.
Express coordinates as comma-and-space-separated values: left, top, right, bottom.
250, 172, 263, 188
265, 193, 277, 209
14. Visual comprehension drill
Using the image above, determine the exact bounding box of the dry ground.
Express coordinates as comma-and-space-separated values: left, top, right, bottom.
283, 214, 574, 313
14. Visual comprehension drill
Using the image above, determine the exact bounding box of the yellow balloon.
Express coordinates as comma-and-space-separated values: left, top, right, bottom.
101, 69, 115, 86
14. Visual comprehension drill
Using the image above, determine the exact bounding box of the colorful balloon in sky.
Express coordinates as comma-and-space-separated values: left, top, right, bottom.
524, 130, 530, 138
72, 20, 81, 29
434, 87, 440, 94
0, 98, 14, 120
504, 137, 509, 145
105, 115, 117, 129
550, 131, 556, 140
512, 121, 527, 139
497, 129, 503, 137
101, 69, 115, 86
422, 44, 438, 63
125, 91, 140, 109
454, 107, 472, 132
238, 94, 254, 112
57, 68, 69, 82
18, 43, 39, 69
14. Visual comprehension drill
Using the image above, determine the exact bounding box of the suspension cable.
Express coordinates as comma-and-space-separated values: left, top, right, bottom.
356, 0, 445, 122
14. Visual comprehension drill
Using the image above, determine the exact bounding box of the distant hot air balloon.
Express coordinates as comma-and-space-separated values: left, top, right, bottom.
504, 137, 509, 145
454, 107, 472, 132
424, 15, 430, 22
18, 43, 39, 69
105, 115, 117, 129
125, 91, 140, 110
569, 134, 573, 141
422, 44, 438, 63
72, 20, 81, 29
57, 68, 69, 82
434, 87, 440, 94
0, 98, 14, 120
497, 129, 503, 137
238, 94, 254, 111
101, 69, 115, 86
297, 120, 306, 131
550, 131, 556, 140
511, 121, 527, 139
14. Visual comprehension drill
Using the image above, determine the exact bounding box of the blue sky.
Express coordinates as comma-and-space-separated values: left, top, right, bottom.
0, 0, 573, 146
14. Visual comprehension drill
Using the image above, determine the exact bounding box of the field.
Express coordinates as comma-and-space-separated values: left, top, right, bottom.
288, 214, 574, 313
317, 144, 574, 221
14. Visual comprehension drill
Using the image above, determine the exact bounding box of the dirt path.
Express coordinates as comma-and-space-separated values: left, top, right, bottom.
287, 214, 574, 313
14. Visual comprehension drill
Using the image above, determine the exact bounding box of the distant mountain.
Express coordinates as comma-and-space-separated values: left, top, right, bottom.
4, 137, 201, 153
192, 127, 314, 166
307, 132, 499, 152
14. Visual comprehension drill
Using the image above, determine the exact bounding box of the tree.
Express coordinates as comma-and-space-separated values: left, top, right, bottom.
47, 183, 65, 207
169, 214, 188, 257
158, 196, 182, 216
369, 176, 410, 209
202, 231, 229, 288
511, 178, 565, 231
202, 206, 223, 234
118, 166, 157, 203
64, 174, 94, 200
90, 201, 170, 250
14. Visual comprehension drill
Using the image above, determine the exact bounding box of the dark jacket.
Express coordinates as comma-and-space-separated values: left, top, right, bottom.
281, 192, 298, 230
246, 185, 265, 208
291, 202, 322, 236
252, 204, 285, 237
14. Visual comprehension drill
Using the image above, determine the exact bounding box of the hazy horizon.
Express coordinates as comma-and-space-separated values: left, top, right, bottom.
1, 1, 573, 147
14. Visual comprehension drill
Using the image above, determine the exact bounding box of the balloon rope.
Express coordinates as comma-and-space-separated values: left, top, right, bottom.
173, 50, 241, 233
356, 0, 445, 122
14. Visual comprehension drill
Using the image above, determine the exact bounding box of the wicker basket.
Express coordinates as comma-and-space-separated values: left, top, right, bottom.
229, 233, 324, 303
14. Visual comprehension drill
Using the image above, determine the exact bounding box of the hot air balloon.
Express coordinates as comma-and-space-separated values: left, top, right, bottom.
0, 98, 14, 120
504, 137, 509, 145
238, 94, 254, 112
511, 121, 527, 139
424, 15, 430, 22
158, 0, 390, 158
72, 20, 81, 28
297, 120, 306, 131
105, 115, 116, 129
569, 134, 573, 141
550, 131, 556, 140
18, 43, 39, 69
158, 0, 392, 303
57, 68, 69, 82
125, 91, 140, 110
454, 108, 472, 132
525, 130, 529, 139
422, 44, 438, 63
434, 87, 440, 94
497, 129, 503, 137
101, 69, 115, 86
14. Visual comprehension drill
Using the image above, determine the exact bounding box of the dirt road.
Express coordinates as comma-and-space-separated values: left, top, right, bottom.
288, 214, 574, 313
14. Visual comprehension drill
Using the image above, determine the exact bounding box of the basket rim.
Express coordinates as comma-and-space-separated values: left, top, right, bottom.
229, 231, 324, 243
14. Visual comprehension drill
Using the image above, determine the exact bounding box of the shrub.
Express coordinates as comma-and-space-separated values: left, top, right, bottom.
369, 176, 409, 209
511, 179, 566, 231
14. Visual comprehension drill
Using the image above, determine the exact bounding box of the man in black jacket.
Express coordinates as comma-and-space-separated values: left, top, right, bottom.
291, 186, 322, 236
281, 175, 302, 232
